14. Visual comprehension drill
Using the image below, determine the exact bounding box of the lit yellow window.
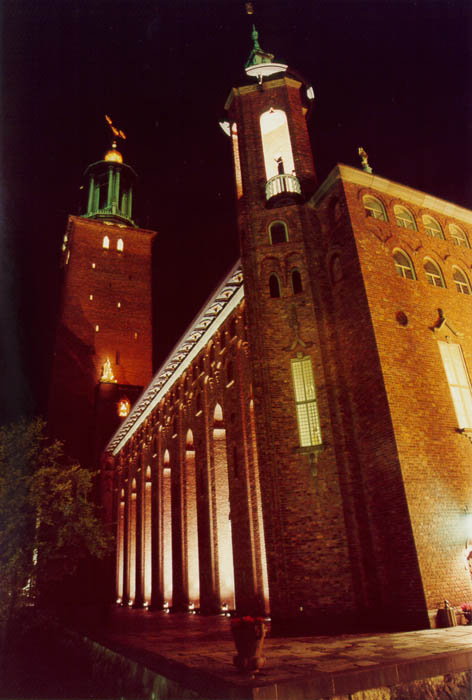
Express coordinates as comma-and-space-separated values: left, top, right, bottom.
103, 235, 110, 249
438, 341, 472, 429
117, 398, 131, 418
291, 355, 322, 447
117, 238, 124, 252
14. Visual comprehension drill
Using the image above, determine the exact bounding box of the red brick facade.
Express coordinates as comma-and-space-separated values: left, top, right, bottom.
50, 62, 472, 632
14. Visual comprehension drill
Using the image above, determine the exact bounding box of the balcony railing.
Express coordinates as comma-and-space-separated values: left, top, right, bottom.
265, 173, 301, 201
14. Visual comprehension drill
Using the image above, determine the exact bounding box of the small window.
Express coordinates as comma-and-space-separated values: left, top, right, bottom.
269, 221, 288, 245
269, 274, 281, 298
363, 196, 387, 221
394, 206, 417, 231
196, 393, 202, 413
117, 238, 124, 252
452, 266, 471, 295
423, 215, 444, 239
450, 225, 470, 248
95, 324, 99, 332
438, 341, 472, 428
424, 258, 446, 288
393, 250, 416, 280
209, 345, 215, 365
89, 294, 93, 301
103, 235, 110, 249
227, 361, 234, 384
291, 269, 303, 294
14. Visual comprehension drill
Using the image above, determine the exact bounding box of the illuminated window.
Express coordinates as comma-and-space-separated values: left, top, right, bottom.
118, 397, 131, 418
92, 262, 96, 269
363, 196, 387, 221
438, 341, 472, 428
423, 215, 444, 239
117, 301, 121, 308
260, 109, 295, 180
424, 258, 445, 287
291, 269, 303, 294
134, 332, 138, 340
452, 266, 471, 294
269, 274, 281, 298
291, 355, 322, 447
269, 221, 288, 244
66, 250, 70, 265
89, 294, 93, 301
117, 238, 124, 252
450, 225, 470, 248
394, 205, 417, 230
103, 235, 110, 249
231, 123, 243, 199
95, 324, 99, 332
393, 249, 416, 280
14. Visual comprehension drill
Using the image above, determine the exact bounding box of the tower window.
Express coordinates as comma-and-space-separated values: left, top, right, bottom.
269, 221, 288, 244
363, 196, 387, 221
117, 301, 121, 308
291, 269, 303, 294
260, 109, 295, 180
95, 325, 99, 332
89, 294, 94, 301
134, 332, 138, 340
450, 225, 470, 248
393, 249, 416, 280
92, 262, 96, 269
269, 274, 281, 298
438, 341, 472, 429
452, 266, 471, 294
103, 235, 110, 249
117, 238, 124, 252
118, 397, 131, 418
424, 258, 446, 287
291, 355, 322, 447
394, 206, 417, 231
423, 215, 444, 239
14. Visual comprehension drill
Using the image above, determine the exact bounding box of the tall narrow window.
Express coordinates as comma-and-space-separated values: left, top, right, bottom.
423, 215, 444, 239
452, 266, 471, 295
393, 249, 416, 280
424, 258, 446, 287
103, 235, 110, 249
291, 269, 303, 294
260, 109, 295, 180
291, 355, 322, 447
438, 341, 472, 429
363, 196, 387, 221
269, 274, 281, 298
450, 225, 470, 248
231, 123, 243, 199
394, 206, 417, 231
117, 238, 124, 252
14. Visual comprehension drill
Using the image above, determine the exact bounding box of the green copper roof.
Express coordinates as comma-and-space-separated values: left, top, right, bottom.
245, 24, 274, 68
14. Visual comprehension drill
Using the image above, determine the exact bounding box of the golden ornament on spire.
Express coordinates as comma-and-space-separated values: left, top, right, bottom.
100, 357, 117, 383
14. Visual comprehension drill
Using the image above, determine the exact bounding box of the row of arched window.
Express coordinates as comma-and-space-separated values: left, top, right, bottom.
103, 235, 124, 251
363, 196, 470, 248
269, 269, 303, 298
393, 249, 471, 293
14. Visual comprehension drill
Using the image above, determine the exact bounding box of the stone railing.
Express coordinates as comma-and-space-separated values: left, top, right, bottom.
265, 173, 301, 201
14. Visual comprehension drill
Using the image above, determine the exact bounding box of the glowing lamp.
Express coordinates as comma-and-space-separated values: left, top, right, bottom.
104, 142, 123, 163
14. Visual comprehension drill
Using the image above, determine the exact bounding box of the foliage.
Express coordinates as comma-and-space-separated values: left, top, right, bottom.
0, 418, 111, 622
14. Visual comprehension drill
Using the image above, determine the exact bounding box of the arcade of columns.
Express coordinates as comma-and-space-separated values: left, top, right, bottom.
111, 291, 270, 615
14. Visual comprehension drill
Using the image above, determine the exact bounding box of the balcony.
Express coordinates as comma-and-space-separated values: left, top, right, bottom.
265, 173, 301, 205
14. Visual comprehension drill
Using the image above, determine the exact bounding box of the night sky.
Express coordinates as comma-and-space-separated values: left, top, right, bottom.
1, 0, 471, 424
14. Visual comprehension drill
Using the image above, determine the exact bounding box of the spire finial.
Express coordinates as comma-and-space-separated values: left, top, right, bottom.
251, 24, 261, 51
358, 147, 373, 174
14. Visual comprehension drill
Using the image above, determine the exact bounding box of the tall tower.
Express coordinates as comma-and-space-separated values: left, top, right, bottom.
48, 133, 156, 473
224, 28, 359, 630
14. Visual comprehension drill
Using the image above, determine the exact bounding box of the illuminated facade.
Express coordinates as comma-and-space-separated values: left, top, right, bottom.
50, 30, 472, 630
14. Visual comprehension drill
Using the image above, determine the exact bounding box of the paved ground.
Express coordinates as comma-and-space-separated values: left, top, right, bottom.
73, 607, 472, 699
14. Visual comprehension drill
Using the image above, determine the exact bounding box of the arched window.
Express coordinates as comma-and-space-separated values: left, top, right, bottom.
424, 258, 446, 287
394, 206, 417, 231
269, 221, 288, 244
393, 250, 416, 280
291, 269, 303, 294
260, 109, 295, 180
363, 196, 387, 221
269, 274, 281, 298
450, 225, 470, 248
102, 235, 110, 249
422, 215, 444, 239
117, 238, 124, 252
452, 266, 471, 294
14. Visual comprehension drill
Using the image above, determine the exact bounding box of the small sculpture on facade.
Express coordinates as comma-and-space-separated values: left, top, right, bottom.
358, 146, 373, 174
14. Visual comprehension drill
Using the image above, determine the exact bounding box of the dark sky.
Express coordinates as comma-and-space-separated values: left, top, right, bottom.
1, 0, 471, 423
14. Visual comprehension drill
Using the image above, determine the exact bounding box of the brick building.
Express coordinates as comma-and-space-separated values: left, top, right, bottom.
50, 31, 472, 631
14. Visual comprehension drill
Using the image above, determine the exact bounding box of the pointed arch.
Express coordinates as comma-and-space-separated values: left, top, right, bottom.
102, 235, 110, 249
269, 274, 281, 298
260, 109, 295, 180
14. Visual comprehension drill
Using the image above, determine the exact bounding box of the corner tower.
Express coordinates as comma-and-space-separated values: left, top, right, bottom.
48, 133, 156, 471
223, 28, 359, 630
